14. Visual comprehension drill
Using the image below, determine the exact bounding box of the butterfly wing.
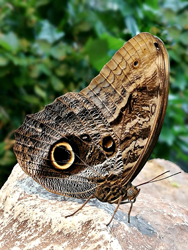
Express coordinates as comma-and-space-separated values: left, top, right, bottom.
14, 32, 169, 198
80, 32, 169, 183
14, 91, 123, 199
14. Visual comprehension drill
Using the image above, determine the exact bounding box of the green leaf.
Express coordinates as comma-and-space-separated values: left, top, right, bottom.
50, 75, 64, 91
179, 32, 188, 46
0, 32, 20, 52
29, 63, 51, 78
50, 43, 71, 60
85, 37, 109, 71
177, 11, 188, 29
162, 8, 176, 23
172, 73, 187, 91
5, 54, 28, 66
125, 16, 139, 36
35, 40, 51, 55
169, 50, 180, 63
0, 39, 11, 51
74, 21, 91, 32
177, 138, 188, 153
94, 20, 107, 37
167, 25, 182, 42
160, 126, 175, 146
34, 85, 47, 99
21, 94, 40, 105
119, 1, 134, 16
100, 34, 124, 50
36, 20, 64, 44
35, 0, 50, 7
145, 0, 158, 9
143, 4, 160, 16
55, 64, 68, 76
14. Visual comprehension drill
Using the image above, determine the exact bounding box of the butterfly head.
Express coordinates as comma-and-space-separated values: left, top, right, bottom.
126, 184, 140, 201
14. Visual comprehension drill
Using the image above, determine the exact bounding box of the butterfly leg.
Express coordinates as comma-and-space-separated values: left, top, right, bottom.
128, 199, 136, 223
106, 196, 123, 226
65, 195, 95, 218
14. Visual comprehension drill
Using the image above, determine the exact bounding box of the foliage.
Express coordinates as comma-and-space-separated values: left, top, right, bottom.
0, 0, 188, 187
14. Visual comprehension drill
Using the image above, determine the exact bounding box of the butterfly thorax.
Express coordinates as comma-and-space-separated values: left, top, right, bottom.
94, 177, 140, 204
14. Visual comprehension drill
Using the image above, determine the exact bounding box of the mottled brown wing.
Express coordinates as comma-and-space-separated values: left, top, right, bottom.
14, 91, 123, 199
80, 32, 169, 183
14, 32, 169, 199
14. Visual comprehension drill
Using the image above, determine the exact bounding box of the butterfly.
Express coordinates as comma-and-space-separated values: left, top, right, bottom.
14, 32, 169, 225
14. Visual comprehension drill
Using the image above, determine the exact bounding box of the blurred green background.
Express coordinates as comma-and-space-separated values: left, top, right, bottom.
0, 0, 188, 188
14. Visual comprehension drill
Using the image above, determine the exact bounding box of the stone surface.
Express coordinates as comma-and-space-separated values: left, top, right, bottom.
132, 158, 188, 207
0, 160, 188, 250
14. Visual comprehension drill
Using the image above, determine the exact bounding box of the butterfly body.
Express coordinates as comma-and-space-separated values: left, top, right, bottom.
14, 32, 169, 224
93, 176, 140, 204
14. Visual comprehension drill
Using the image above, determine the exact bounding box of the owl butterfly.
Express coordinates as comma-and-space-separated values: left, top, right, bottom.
14, 32, 169, 225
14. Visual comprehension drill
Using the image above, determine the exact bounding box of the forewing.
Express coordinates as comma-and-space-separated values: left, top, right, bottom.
80, 32, 169, 183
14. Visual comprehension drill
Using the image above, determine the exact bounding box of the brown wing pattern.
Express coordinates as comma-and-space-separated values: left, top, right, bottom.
80, 32, 169, 182
14, 32, 169, 200
14, 91, 124, 199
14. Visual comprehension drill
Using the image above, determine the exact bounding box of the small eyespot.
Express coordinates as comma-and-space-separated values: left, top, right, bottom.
102, 136, 115, 153
50, 142, 74, 170
154, 42, 159, 51
80, 134, 91, 142
133, 60, 139, 68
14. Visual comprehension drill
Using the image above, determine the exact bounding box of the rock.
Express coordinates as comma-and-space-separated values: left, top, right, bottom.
132, 159, 188, 207
0, 160, 188, 250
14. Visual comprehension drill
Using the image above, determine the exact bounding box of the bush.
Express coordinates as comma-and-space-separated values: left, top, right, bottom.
0, 0, 188, 187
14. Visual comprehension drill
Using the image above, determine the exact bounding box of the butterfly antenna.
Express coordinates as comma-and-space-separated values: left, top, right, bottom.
135, 171, 181, 188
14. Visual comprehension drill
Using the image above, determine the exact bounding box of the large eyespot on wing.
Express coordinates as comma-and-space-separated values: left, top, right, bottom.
80, 32, 169, 183
50, 141, 75, 170
13, 88, 123, 199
